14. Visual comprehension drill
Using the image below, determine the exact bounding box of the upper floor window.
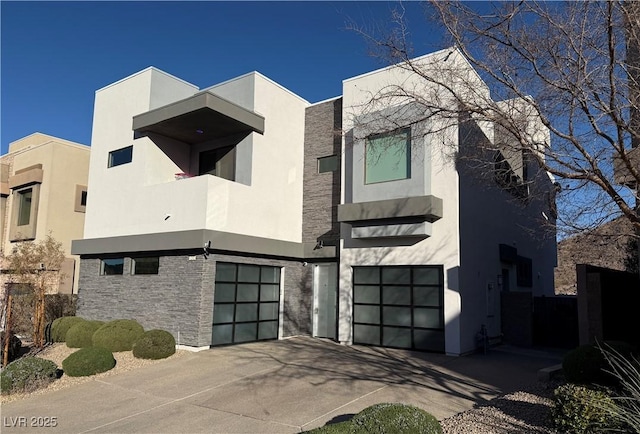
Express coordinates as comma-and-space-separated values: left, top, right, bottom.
108, 146, 133, 168
75, 185, 87, 213
101, 258, 124, 275
318, 155, 339, 173
365, 128, 411, 184
16, 188, 33, 226
199, 146, 235, 181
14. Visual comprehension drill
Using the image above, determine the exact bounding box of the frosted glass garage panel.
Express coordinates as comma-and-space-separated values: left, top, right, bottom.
413, 287, 441, 307
214, 283, 236, 303
414, 308, 442, 329
354, 286, 380, 304
213, 304, 234, 324
236, 304, 258, 322
414, 268, 441, 285
260, 284, 279, 302
382, 267, 410, 284
238, 264, 260, 282
261, 266, 280, 284
258, 321, 278, 340
259, 303, 278, 321
235, 323, 257, 343
353, 268, 379, 284
382, 286, 410, 305
354, 305, 380, 324
215, 263, 236, 282
354, 324, 380, 345
382, 306, 411, 327
383, 327, 412, 349
237, 284, 259, 302
212, 325, 233, 345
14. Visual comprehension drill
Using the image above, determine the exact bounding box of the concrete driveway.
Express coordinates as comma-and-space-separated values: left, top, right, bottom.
1, 337, 562, 433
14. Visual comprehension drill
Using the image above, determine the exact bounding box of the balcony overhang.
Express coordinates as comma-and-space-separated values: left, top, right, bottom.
338, 195, 443, 224
132, 91, 265, 145
614, 147, 640, 188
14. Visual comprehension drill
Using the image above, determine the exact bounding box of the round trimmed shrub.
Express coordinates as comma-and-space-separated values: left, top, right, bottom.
66, 320, 105, 348
563, 345, 605, 384
552, 383, 619, 433
62, 347, 116, 377
132, 329, 176, 360
563, 342, 638, 385
350, 403, 442, 434
51, 316, 86, 342
92, 319, 144, 352
0, 356, 58, 393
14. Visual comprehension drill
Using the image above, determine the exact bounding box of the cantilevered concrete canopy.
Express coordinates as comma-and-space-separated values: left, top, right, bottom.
133, 91, 265, 145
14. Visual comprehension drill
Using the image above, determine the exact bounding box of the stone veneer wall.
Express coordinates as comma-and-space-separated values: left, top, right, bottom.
302, 98, 342, 246
77, 251, 311, 347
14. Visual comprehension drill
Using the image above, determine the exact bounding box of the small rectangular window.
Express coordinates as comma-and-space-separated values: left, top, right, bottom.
81, 191, 87, 206
318, 155, 339, 173
74, 185, 88, 213
16, 188, 33, 226
516, 256, 533, 287
108, 146, 133, 168
365, 128, 411, 184
101, 258, 124, 275
132, 257, 159, 275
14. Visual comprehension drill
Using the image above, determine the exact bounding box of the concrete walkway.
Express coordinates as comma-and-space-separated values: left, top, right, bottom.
1, 337, 563, 433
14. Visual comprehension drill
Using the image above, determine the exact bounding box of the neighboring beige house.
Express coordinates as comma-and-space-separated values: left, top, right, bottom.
1, 133, 90, 294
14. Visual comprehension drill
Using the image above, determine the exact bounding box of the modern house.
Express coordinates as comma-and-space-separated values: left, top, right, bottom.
72, 48, 557, 355
1, 133, 90, 294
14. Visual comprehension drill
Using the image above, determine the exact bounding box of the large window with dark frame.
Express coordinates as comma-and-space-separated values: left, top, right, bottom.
16, 188, 33, 226
212, 263, 281, 346
353, 265, 445, 352
131, 257, 159, 275
365, 128, 411, 184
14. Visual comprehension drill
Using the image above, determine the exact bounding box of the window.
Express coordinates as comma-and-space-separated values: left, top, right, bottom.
132, 257, 159, 275
108, 146, 133, 168
516, 256, 533, 287
352, 265, 445, 352
365, 128, 411, 184
101, 258, 124, 275
74, 185, 87, 213
318, 155, 339, 173
199, 146, 235, 181
16, 188, 33, 226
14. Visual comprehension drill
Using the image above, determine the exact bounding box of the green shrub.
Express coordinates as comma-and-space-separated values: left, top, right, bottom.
350, 403, 442, 434
65, 320, 104, 348
51, 316, 86, 342
62, 347, 115, 377
0, 357, 58, 393
563, 342, 637, 385
552, 383, 619, 433
0, 331, 22, 364
132, 329, 176, 360
92, 319, 144, 352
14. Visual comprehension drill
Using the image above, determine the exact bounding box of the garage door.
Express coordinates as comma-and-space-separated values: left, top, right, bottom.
353, 266, 445, 352
212, 262, 281, 346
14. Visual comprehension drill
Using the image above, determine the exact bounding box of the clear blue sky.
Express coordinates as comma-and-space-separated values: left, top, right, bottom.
1, 1, 448, 154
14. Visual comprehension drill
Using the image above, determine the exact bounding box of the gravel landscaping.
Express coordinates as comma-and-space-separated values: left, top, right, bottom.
441, 383, 559, 434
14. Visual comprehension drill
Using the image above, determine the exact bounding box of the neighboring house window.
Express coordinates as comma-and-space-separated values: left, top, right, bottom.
131, 257, 159, 275
16, 188, 33, 226
516, 256, 533, 287
74, 185, 88, 213
365, 128, 411, 184
317, 155, 339, 173
101, 258, 124, 275
108, 146, 133, 168
199, 146, 236, 181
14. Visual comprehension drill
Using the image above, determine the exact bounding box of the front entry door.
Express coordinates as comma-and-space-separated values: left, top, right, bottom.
312, 263, 337, 339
